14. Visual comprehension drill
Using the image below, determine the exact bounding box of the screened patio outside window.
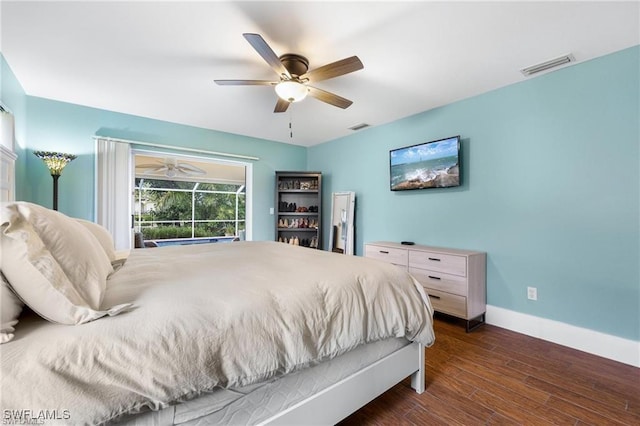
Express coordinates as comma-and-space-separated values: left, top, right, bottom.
134, 178, 246, 243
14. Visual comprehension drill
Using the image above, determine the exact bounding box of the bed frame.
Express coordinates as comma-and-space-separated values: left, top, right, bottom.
117, 340, 425, 425
261, 342, 425, 425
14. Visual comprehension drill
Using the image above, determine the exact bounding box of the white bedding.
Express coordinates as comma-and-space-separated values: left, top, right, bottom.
2, 241, 434, 425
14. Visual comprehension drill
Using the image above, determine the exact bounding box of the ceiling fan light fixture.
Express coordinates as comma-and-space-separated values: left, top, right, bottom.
275, 81, 308, 102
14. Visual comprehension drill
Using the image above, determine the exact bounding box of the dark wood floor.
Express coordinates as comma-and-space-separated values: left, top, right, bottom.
340, 313, 640, 425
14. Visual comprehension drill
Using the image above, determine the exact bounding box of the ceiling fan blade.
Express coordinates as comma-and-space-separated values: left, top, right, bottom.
274, 97, 290, 113
177, 163, 206, 175
243, 33, 291, 79
141, 166, 168, 174
136, 163, 163, 169
214, 80, 276, 86
181, 169, 206, 176
307, 86, 353, 109
300, 56, 363, 83
177, 168, 206, 176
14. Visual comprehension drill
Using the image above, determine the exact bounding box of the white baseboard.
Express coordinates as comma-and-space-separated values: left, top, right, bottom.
486, 305, 640, 368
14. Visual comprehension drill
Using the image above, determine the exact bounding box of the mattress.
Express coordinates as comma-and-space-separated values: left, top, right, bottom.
115, 337, 410, 425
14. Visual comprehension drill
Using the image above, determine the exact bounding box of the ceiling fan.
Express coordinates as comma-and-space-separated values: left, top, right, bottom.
214, 33, 364, 113
136, 158, 206, 178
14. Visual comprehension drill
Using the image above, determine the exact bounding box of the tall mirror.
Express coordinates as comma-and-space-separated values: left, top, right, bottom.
329, 191, 355, 255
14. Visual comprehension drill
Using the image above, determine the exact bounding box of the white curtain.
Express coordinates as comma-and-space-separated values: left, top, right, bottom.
96, 138, 132, 250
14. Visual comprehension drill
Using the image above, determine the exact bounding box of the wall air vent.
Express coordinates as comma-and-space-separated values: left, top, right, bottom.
520, 54, 575, 77
349, 123, 370, 131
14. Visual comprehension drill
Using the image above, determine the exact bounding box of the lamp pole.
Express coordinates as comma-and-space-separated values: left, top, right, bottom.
52, 174, 60, 211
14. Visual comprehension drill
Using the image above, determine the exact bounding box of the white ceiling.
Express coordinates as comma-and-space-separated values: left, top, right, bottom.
1, 1, 638, 147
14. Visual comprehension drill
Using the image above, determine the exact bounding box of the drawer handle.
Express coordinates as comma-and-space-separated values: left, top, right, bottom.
428, 257, 441, 262
428, 294, 441, 300
379, 250, 389, 254
428, 276, 441, 280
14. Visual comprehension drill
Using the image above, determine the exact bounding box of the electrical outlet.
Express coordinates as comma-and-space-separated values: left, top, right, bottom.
527, 286, 538, 301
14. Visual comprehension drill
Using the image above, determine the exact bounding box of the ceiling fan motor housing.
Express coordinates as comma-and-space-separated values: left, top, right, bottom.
279, 54, 309, 78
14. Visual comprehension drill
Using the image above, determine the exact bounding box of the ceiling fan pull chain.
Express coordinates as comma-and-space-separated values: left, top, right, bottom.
289, 107, 293, 139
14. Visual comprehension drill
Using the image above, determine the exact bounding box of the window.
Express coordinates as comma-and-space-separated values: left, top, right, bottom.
133, 153, 247, 244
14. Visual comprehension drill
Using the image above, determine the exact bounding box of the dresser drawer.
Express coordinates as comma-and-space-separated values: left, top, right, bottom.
409, 251, 466, 277
365, 244, 408, 266
424, 288, 467, 318
409, 268, 467, 296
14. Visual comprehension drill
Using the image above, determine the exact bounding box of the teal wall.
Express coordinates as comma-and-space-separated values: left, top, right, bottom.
308, 46, 640, 341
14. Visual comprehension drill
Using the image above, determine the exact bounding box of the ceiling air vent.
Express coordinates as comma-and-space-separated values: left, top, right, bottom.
349, 123, 370, 131
520, 54, 575, 77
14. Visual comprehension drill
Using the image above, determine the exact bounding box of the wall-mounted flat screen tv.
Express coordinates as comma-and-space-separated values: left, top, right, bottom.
390, 135, 460, 191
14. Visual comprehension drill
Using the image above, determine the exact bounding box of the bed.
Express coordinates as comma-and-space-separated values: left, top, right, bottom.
1, 202, 435, 425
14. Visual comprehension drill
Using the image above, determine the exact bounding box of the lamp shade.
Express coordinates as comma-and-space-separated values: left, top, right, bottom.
275, 81, 308, 103
33, 151, 77, 176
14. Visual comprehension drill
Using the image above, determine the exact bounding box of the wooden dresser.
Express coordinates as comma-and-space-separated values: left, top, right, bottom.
364, 241, 487, 331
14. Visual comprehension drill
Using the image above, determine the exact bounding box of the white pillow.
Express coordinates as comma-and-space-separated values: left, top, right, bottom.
0, 273, 23, 344
75, 218, 117, 262
14, 202, 113, 308
1, 202, 131, 325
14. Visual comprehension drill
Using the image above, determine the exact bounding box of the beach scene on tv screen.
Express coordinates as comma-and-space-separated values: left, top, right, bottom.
390, 137, 459, 190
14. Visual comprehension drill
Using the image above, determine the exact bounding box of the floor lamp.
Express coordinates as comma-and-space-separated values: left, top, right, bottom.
33, 151, 77, 211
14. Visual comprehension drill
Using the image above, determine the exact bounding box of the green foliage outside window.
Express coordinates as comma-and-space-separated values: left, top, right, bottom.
134, 178, 245, 240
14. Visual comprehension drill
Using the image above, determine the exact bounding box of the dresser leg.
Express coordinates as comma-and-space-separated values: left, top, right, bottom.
465, 313, 485, 332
